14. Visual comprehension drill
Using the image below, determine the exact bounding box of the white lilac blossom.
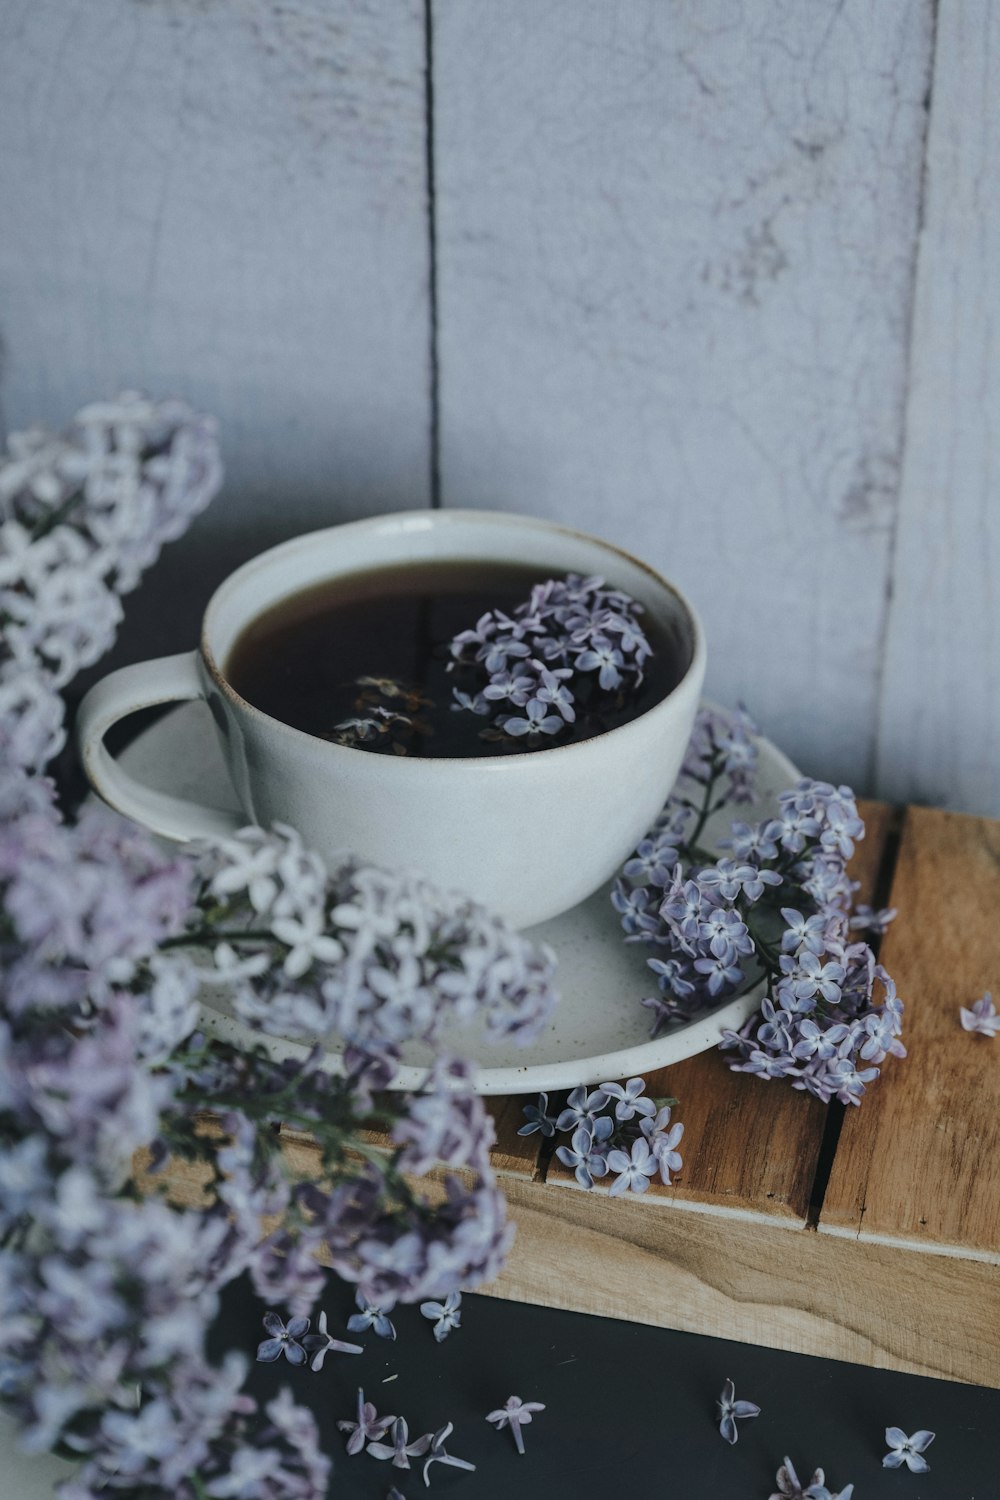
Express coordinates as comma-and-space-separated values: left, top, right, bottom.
0, 394, 221, 771
347, 1291, 397, 1341
883, 1426, 935, 1472
422, 1422, 476, 1486
716, 1378, 760, 1444
612, 706, 905, 1107
960, 992, 998, 1037
770, 1457, 854, 1499
420, 1291, 463, 1342
197, 825, 559, 1049
449, 573, 651, 743
485, 1395, 545, 1455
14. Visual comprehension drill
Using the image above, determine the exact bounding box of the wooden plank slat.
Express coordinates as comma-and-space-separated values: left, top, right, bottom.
820, 806, 1000, 1260
483, 1175, 1000, 1389
876, 0, 1000, 817
433, 0, 934, 790
547, 799, 894, 1225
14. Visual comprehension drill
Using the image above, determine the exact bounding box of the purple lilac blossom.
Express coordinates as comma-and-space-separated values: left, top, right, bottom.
518, 1091, 558, 1137
716, 1377, 760, 1444
449, 573, 652, 743
366, 1416, 432, 1470
960, 992, 998, 1037
300, 1309, 363, 1370
769, 1456, 854, 1499
547, 1079, 681, 1194
883, 1426, 935, 1472
256, 1312, 310, 1366
607, 1136, 659, 1196
419, 1291, 462, 1342
346, 1291, 397, 1341
555, 1084, 609, 1132
422, 1421, 476, 1486
599, 1076, 657, 1122
555, 1122, 612, 1191
485, 1395, 545, 1456
613, 707, 905, 1108
338, 1389, 395, 1456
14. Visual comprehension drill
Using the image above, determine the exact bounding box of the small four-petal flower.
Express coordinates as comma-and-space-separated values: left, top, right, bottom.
256, 1311, 310, 1366
347, 1290, 397, 1341
420, 1291, 462, 1342
883, 1426, 935, 1473
716, 1377, 760, 1445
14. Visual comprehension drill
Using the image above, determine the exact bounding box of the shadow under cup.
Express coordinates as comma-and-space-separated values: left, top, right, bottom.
200, 511, 706, 928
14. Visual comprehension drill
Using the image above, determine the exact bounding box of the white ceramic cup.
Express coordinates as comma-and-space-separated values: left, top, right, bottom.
77, 510, 706, 927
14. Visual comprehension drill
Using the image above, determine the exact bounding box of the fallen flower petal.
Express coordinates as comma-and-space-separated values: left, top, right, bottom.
486, 1394, 545, 1455
716, 1376, 760, 1444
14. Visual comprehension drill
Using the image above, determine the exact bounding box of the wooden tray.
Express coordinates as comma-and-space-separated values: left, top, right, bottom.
152, 800, 1000, 1389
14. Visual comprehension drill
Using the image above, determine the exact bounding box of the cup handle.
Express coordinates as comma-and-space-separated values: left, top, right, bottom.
76, 651, 244, 845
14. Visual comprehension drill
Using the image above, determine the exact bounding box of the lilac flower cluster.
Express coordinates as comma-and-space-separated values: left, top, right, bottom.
612, 706, 905, 1105
0, 398, 563, 1498
521, 1079, 683, 1194
448, 572, 651, 741
196, 822, 558, 1049
0, 393, 221, 771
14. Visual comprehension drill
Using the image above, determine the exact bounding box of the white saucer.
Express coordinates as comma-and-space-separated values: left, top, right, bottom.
117, 703, 800, 1096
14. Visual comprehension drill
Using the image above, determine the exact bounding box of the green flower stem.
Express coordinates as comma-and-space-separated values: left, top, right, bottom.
28, 487, 84, 541
160, 928, 278, 951
686, 755, 725, 850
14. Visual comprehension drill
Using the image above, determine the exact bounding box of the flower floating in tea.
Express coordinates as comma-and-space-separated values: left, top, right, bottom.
329, 675, 435, 753
448, 572, 653, 744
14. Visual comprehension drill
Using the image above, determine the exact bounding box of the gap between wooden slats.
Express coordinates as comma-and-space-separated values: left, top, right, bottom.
819, 806, 1000, 1262
542, 799, 895, 1226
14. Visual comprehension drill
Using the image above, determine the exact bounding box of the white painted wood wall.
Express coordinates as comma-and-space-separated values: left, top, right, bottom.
1, 1, 996, 815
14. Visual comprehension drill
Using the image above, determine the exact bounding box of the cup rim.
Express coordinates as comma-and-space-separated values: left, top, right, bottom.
199, 508, 707, 768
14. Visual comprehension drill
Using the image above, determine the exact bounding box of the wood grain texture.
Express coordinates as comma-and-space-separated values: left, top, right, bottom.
486, 1175, 1000, 1388
432, 0, 934, 790
876, 0, 1000, 815
820, 806, 1000, 1260
0, 0, 432, 531
547, 798, 895, 1224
